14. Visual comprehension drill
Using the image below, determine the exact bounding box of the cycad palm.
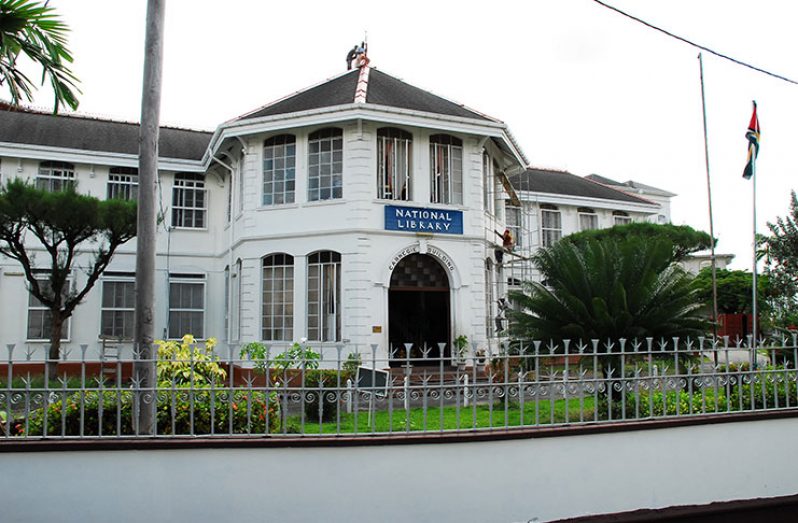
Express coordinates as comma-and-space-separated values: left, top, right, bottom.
508, 237, 706, 344
0, 0, 79, 111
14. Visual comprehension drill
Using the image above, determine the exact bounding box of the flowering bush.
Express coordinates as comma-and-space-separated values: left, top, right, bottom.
156, 335, 227, 386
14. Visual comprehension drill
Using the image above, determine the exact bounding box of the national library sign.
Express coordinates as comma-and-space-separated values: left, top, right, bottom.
384, 205, 463, 235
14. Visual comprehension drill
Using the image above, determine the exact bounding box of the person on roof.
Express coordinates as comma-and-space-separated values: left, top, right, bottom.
346, 45, 358, 70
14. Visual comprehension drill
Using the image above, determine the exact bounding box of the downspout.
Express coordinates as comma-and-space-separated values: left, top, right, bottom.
211, 153, 235, 348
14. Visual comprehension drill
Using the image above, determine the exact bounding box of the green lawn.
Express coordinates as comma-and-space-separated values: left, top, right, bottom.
285, 396, 598, 434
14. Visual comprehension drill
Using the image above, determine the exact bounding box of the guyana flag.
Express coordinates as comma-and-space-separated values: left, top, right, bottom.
743, 101, 760, 180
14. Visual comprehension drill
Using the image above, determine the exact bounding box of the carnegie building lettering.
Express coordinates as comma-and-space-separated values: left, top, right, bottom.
385, 205, 463, 235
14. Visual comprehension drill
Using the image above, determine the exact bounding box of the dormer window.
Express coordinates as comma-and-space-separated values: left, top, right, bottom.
429, 134, 462, 205
377, 127, 412, 200
308, 128, 343, 201
263, 134, 296, 205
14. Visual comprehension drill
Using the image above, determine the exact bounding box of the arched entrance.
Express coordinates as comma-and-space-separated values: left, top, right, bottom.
389, 253, 450, 365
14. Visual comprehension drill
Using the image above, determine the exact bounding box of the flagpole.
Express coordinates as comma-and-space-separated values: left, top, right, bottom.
698, 53, 720, 346
751, 107, 758, 362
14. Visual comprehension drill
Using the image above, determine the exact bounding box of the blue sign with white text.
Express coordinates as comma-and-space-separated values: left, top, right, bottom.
384, 205, 463, 235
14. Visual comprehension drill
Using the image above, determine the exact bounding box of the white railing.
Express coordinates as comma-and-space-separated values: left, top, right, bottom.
2, 336, 797, 439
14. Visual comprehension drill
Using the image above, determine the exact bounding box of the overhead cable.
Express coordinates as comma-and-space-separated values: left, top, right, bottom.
592, 0, 798, 86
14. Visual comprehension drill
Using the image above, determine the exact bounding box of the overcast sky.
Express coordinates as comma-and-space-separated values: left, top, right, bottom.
27, 1, 798, 269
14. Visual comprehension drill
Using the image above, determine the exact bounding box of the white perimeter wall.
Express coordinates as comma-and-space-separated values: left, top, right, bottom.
3, 417, 798, 523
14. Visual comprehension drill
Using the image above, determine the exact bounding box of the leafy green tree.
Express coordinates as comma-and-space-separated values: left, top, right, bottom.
692, 268, 769, 315
508, 236, 706, 345
761, 191, 798, 330
0, 0, 79, 111
0, 179, 136, 375
564, 222, 713, 263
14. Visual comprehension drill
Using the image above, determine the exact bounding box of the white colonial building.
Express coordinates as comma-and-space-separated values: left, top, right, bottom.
0, 63, 671, 364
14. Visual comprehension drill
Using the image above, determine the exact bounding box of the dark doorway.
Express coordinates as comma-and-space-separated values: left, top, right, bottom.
388, 253, 450, 366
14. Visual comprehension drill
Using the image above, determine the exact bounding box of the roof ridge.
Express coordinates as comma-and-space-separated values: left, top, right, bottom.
354, 65, 370, 103
0, 104, 212, 134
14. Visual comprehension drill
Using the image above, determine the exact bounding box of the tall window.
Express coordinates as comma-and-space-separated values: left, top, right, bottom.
307, 251, 341, 342
578, 207, 598, 231
485, 259, 494, 337
541, 205, 562, 248
613, 211, 632, 226
168, 275, 205, 339
506, 204, 523, 248
37, 161, 75, 192
101, 277, 135, 339
238, 154, 246, 213
27, 275, 70, 341
482, 153, 495, 215
308, 128, 343, 201
172, 173, 206, 228
262, 254, 294, 341
377, 128, 412, 200
429, 134, 463, 204
263, 134, 296, 205
234, 259, 242, 341
107, 167, 138, 200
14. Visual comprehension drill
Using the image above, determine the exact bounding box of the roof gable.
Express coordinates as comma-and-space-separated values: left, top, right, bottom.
235, 67, 493, 122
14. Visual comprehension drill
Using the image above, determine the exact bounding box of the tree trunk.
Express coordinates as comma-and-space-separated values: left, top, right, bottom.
134, 0, 165, 436
47, 313, 64, 384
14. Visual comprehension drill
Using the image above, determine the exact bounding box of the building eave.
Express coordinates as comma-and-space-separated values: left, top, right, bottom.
516, 190, 661, 214
0, 141, 205, 172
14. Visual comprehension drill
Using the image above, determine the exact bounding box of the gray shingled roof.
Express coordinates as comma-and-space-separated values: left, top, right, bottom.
0, 109, 212, 160
508, 168, 654, 205
585, 173, 676, 197
236, 67, 492, 122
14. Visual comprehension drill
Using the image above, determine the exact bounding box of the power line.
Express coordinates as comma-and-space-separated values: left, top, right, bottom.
592, 0, 798, 86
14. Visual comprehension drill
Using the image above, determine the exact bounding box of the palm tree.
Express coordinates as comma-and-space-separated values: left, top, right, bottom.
509, 236, 706, 345
0, 0, 79, 112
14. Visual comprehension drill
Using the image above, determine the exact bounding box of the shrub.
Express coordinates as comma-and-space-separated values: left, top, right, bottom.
302, 369, 353, 423
602, 388, 730, 419
728, 366, 798, 410
17, 388, 280, 437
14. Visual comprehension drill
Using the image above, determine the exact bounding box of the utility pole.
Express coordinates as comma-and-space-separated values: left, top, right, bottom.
135, 0, 165, 435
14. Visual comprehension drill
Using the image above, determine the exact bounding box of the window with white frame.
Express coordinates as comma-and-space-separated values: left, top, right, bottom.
429, 134, 463, 205
377, 128, 412, 200
307, 251, 340, 342
263, 134, 296, 205
37, 161, 75, 192
262, 253, 294, 341
540, 205, 562, 248
101, 276, 135, 339
578, 207, 598, 231
27, 274, 71, 341
506, 203, 523, 248
168, 274, 205, 339
107, 167, 138, 200
613, 211, 632, 226
308, 128, 343, 201
172, 173, 206, 228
